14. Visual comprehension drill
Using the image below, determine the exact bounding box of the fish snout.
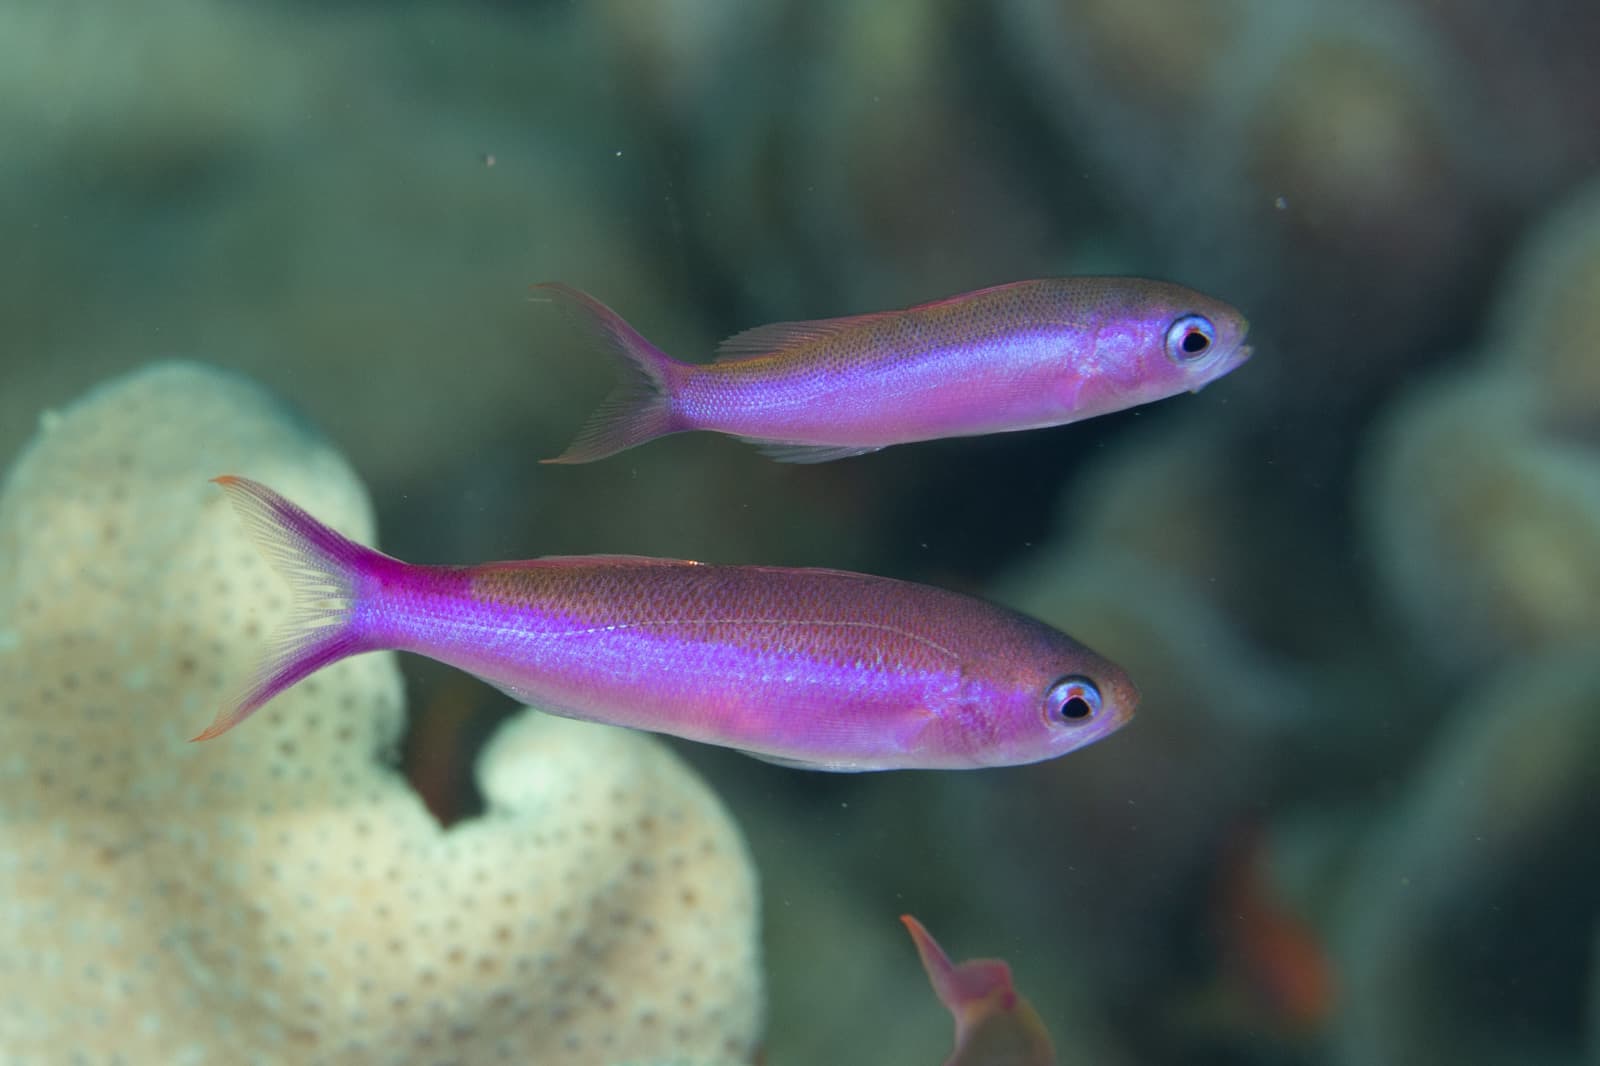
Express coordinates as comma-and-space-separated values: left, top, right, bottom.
1103, 671, 1141, 728
1188, 338, 1254, 394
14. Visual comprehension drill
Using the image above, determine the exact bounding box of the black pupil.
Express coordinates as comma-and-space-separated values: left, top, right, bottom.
1060, 696, 1092, 720
1181, 329, 1209, 354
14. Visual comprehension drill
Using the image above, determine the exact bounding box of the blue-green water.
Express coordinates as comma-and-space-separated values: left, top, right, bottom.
3, 2, 1598, 1063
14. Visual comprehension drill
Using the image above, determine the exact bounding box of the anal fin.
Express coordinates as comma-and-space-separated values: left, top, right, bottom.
742, 439, 885, 464
736, 748, 869, 772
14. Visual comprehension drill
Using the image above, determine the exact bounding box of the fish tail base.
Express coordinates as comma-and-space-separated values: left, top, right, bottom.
536, 282, 688, 464
195, 476, 391, 740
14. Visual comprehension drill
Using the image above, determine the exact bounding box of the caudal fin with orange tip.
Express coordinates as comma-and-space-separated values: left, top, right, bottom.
901, 914, 1058, 1066
194, 476, 390, 741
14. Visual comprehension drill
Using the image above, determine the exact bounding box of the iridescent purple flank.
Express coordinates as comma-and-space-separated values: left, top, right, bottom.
539, 277, 1252, 464
199, 477, 1137, 771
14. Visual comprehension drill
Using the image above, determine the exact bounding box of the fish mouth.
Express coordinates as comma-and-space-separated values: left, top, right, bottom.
1189, 343, 1253, 393
1110, 674, 1140, 726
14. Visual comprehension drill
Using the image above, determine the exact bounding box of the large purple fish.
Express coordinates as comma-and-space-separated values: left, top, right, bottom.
196, 477, 1136, 770
539, 278, 1251, 464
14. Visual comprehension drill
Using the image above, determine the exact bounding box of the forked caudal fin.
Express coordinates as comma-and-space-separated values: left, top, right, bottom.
193, 476, 395, 741
534, 282, 689, 464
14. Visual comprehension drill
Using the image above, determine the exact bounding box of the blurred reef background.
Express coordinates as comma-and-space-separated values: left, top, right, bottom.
2, 0, 1599, 1063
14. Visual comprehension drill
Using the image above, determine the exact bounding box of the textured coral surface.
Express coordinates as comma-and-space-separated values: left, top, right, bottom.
0, 362, 761, 1065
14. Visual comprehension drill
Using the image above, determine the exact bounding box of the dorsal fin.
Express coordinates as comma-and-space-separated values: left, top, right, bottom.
490, 554, 704, 569
548, 553, 702, 567
712, 281, 1038, 361
714, 310, 899, 360
901, 279, 1031, 313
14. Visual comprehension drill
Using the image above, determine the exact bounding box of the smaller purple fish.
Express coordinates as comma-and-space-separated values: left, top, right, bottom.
903, 915, 1057, 1065
537, 278, 1251, 464
198, 477, 1136, 771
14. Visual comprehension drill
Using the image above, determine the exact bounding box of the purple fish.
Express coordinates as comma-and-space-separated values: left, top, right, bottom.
197, 477, 1137, 770
538, 278, 1250, 464
902, 915, 1057, 1065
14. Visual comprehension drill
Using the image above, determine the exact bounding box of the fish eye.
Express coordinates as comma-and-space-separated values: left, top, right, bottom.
1166, 314, 1215, 363
1044, 675, 1101, 725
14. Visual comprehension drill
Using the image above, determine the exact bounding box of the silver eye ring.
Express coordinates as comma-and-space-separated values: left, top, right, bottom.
1166, 314, 1215, 363
1045, 676, 1101, 725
